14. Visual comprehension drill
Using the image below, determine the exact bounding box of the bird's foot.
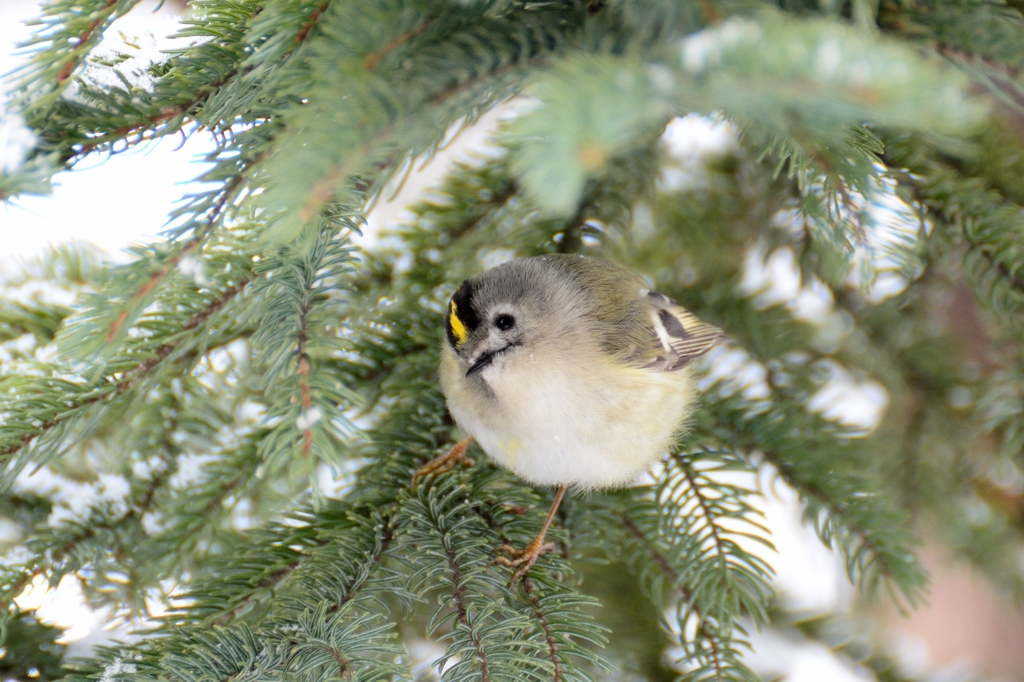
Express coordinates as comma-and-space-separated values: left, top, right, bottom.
492, 536, 555, 583
410, 436, 475, 487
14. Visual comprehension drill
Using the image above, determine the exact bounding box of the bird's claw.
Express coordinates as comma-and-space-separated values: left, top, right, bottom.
411, 436, 475, 487
492, 538, 555, 583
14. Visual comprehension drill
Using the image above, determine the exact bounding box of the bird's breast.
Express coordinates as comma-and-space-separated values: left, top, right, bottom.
444, 347, 696, 489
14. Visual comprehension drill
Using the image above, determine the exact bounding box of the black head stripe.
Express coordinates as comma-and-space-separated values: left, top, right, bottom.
444, 307, 458, 348
445, 279, 480, 348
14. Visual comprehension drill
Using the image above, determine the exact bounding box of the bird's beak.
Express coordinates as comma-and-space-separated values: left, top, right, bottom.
465, 342, 517, 377
465, 353, 494, 377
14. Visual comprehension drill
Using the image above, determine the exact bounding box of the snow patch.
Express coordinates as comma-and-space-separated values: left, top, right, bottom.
168, 453, 216, 489
0, 112, 35, 173
807, 360, 889, 432
0, 279, 79, 307
814, 38, 843, 79
99, 657, 137, 682
177, 255, 211, 286
743, 627, 869, 682
295, 406, 323, 431
0, 516, 22, 543
659, 114, 739, 192
699, 345, 772, 405
76, 11, 185, 94
680, 19, 762, 74
230, 497, 254, 531
15, 467, 130, 526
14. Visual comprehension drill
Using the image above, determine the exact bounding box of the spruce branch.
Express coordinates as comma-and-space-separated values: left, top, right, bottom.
507, 12, 985, 216
470, 489, 609, 682
261, 0, 579, 239
442, 519, 492, 682
362, 17, 434, 73
620, 514, 754, 682
884, 141, 1024, 319
702, 393, 929, 609
164, 504, 395, 629
63, 168, 254, 358
249, 229, 360, 478
7, 0, 1022, 677
0, 266, 256, 492
295, 2, 331, 44
1, 443, 173, 620
400, 484, 506, 681
15, 0, 141, 103
937, 45, 1024, 124
56, 0, 120, 83
521, 578, 562, 682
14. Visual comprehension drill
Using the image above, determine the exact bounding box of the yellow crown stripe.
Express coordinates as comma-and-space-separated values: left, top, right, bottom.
449, 300, 468, 348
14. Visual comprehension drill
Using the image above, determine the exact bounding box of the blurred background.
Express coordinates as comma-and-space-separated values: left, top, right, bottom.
2, 1, 1024, 680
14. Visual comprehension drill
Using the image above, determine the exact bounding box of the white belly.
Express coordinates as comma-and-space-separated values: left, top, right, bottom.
440, 347, 695, 490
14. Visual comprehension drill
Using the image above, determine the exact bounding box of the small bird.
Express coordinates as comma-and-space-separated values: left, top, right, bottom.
415, 254, 724, 580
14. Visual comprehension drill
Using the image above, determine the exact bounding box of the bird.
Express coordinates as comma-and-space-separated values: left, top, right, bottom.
413, 253, 724, 581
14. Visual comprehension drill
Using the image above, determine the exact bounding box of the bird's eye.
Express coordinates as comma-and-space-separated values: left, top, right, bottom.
494, 314, 515, 331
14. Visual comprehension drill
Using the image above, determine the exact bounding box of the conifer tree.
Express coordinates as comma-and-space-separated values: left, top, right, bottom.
2, 0, 1024, 679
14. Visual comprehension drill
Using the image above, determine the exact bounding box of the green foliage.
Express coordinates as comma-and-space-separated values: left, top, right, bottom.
0, 610, 66, 681
3, 0, 1024, 680
509, 10, 986, 216
249, 230, 362, 483
0, 150, 59, 200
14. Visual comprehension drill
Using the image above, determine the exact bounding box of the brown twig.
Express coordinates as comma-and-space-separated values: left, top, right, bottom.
104, 172, 246, 342
325, 649, 350, 680
298, 355, 313, 457
56, 0, 120, 83
296, 1, 331, 44
697, 0, 722, 24
363, 19, 433, 71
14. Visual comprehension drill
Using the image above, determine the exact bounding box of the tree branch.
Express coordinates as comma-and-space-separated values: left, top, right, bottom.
443, 536, 491, 681
621, 515, 725, 679
0, 275, 254, 460
55, 0, 121, 83
758, 450, 895, 584
522, 578, 562, 682
472, 502, 565, 682
363, 18, 433, 71
676, 457, 728, 574
296, 2, 331, 44
58, 0, 329, 164
104, 172, 248, 341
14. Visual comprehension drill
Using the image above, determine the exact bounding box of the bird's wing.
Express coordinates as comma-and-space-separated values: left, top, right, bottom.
639, 291, 725, 372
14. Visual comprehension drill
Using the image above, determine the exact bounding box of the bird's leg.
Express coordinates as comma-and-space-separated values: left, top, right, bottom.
493, 484, 567, 583
410, 436, 475, 487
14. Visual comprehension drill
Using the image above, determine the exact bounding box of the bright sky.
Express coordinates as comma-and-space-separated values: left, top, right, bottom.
0, 0, 215, 265
0, 2, 930, 680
